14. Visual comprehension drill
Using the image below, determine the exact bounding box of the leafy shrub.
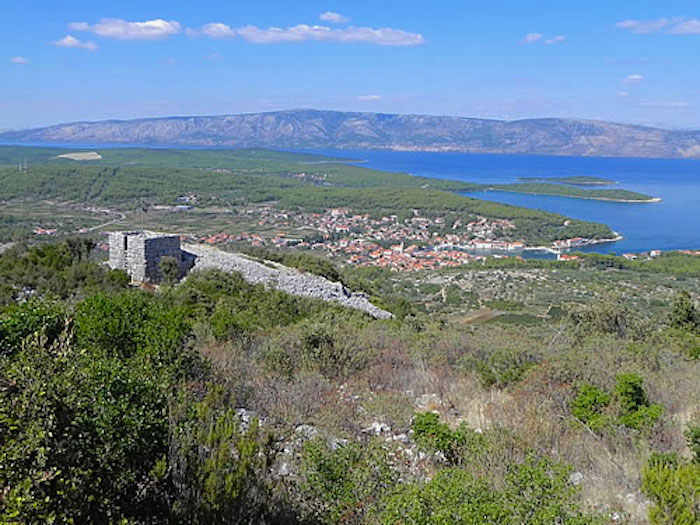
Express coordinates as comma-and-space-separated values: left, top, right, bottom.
684, 426, 700, 463
298, 438, 397, 524
668, 290, 699, 333
167, 388, 274, 523
381, 458, 601, 524
0, 341, 171, 522
642, 453, 700, 524
412, 412, 488, 466
463, 347, 537, 388
614, 373, 663, 431
570, 384, 611, 431
159, 255, 180, 284
0, 298, 65, 356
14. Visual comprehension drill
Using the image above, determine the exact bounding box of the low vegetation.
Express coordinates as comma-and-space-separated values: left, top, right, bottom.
1, 239, 698, 523
0, 146, 615, 245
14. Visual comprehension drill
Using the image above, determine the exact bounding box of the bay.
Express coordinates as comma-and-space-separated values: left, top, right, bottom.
310, 149, 700, 254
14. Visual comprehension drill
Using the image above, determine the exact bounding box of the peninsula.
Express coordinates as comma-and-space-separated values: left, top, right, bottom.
476, 182, 659, 202
517, 176, 616, 185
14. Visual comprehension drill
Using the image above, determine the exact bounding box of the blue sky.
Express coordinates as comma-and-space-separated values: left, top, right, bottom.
3, 0, 699, 129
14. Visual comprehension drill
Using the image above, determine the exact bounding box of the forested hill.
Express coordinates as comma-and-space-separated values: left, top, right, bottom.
3, 109, 700, 159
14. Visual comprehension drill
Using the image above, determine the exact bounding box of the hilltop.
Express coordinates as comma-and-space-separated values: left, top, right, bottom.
2, 109, 700, 159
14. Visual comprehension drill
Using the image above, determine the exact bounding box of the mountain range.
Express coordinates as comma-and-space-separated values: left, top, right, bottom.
2, 109, 699, 159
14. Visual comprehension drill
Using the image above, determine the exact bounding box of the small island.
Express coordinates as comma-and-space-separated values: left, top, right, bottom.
482, 182, 660, 202
518, 176, 616, 185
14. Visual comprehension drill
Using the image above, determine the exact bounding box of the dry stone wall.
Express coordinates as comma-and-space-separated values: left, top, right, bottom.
185, 244, 393, 319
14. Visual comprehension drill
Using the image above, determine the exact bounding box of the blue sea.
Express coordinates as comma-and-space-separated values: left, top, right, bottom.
311, 149, 700, 254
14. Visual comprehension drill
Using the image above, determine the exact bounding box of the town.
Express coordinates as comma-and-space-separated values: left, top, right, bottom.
168, 204, 605, 271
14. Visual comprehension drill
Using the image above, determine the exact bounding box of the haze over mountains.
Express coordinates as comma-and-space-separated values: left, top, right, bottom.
2, 109, 699, 159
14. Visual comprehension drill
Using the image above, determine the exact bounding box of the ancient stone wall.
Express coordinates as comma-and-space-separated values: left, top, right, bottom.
185, 244, 393, 319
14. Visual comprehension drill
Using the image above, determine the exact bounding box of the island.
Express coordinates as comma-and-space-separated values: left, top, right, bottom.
518, 176, 616, 185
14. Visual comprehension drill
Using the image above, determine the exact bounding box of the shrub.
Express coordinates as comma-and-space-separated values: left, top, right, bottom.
570, 384, 611, 431
684, 426, 700, 463
167, 388, 274, 523
464, 347, 537, 388
412, 412, 488, 466
568, 299, 643, 340
668, 290, 699, 333
614, 373, 663, 432
298, 438, 397, 524
0, 298, 65, 356
159, 255, 180, 284
381, 458, 601, 524
642, 453, 700, 524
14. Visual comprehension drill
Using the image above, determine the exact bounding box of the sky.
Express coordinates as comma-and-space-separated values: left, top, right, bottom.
3, 0, 700, 130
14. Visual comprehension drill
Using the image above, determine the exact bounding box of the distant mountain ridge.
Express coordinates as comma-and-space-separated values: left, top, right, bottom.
2, 109, 700, 159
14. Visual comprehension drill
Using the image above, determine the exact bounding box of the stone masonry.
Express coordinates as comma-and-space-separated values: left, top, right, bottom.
108, 231, 184, 283
185, 244, 394, 319
107, 232, 392, 318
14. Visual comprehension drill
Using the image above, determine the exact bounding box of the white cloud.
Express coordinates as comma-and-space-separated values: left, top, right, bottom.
198, 23, 236, 39
617, 91, 629, 98
616, 17, 700, 34
70, 18, 181, 40
10, 56, 28, 64
194, 23, 425, 45
670, 19, 700, 34
68, 22, 90, 31
544, 35, 566, 45
523, 33, 543, 44
358, 94, 381, 101
52, 35, 98, 51
319, 12, 349, 24
623, 74, 644, 84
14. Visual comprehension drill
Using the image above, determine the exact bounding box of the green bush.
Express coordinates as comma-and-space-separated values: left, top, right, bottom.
167, 388, 273, 523
642, 453, 700, 524
686, 426, 700, 463
668, 291, 699, 333
570, 384, 611, 431
614, 374, 663, 432
298, 438, 397, 524
464, 347, 537, 388
381, 458, 601, 524
412, 412, 488, 466
0, 298, 65, 356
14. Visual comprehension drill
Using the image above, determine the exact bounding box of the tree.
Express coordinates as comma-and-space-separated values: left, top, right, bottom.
669, 291, 699, 333
159, 255, 180, 285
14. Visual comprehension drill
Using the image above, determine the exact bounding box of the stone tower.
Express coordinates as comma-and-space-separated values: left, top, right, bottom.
108, 231, 183, 283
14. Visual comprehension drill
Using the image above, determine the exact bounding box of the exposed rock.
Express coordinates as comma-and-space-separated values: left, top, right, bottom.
294, 424, 320, 440
569, 471, 584, 485
362, 421, 391, 435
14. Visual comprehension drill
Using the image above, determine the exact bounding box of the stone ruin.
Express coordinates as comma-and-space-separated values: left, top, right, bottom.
108, 231, 194, 283
107, 231, 392, 318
